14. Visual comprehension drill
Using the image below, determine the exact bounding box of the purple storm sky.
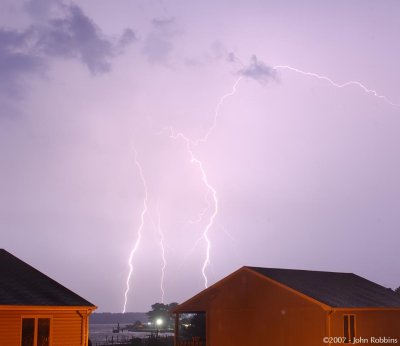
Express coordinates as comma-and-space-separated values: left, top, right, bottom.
1, 0, 400, 312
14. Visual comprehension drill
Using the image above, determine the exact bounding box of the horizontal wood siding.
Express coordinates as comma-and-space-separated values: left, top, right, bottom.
331, 310, 400, 341
0, 311, 21, 345
52, 312, 83, 345
0, 308, 91, 346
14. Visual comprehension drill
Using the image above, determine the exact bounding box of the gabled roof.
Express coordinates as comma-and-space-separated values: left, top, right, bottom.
0, 249, 95, 307
248, 266, 400, 308
174, 266, 400, 313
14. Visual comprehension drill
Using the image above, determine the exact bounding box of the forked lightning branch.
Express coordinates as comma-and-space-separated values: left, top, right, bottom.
122, 62, 399, 312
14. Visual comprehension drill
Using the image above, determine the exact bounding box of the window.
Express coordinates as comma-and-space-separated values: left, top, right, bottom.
343, 315, 355, 343
178, 312, 206, 345
21, 318, 51, 346
21, 319, 35, 346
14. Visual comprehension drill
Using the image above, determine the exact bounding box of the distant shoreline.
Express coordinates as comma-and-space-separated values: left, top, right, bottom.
90, 312, 148, 324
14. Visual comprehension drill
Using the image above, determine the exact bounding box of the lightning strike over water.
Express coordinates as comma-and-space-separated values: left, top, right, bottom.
122, 59, 398, 309
162, 62, 398, 291
167, 130, 218, 288
166, 77, 242, 288
123, 150, 149, 313
156, 204, 167, 303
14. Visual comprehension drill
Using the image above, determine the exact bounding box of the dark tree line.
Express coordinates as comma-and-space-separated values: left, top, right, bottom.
147, 302, 179, 329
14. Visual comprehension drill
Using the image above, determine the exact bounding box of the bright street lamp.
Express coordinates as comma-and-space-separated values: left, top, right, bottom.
155, 318, 163, 337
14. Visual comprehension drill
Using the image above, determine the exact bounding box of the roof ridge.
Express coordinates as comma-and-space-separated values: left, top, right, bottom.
0, 249, 95, 307
246, 266, 400, 308
245, 265, 354, 275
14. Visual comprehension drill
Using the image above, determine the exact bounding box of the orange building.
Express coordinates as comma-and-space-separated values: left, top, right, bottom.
0, 249, 96, 346
174, 266, 400, 346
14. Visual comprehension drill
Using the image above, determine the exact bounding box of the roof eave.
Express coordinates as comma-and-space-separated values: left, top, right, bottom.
0, 305, 97, 312
330, 306, 400, 311
173, 267, 249, 313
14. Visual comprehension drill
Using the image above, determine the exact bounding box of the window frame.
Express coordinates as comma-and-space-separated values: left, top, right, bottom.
177, 311, 207, 345
21, 316, 52, 346
343, 314, 356, 344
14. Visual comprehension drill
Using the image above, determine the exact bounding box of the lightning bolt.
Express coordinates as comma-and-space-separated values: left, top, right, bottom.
272, 65, 400, 108
156, 203, 167, 303
121, 57, 398, 308
165, 77, 242, 288
166, 131, 217, 288
123, 149, 149, 313
161, 62, 398, 290
196, 77, 243, 145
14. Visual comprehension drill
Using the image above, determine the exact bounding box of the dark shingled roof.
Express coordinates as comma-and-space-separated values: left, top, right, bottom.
0, 249, 95, 307
247, 266, 400, 308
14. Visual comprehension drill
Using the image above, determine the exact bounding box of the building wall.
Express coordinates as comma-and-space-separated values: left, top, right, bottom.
330, 309, 400, 344
177, 270, 328, 346
0, 308, 91, 346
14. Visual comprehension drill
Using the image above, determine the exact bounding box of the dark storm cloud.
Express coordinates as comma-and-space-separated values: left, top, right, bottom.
118, 28, 136, 48
0, 2, 135, 95
143, 17, 177, 63
239, 55, 278, 84
37, 4, 115, 74
184, 41, 240, 67
0, 27, 44, 96
24, 0, 54, 20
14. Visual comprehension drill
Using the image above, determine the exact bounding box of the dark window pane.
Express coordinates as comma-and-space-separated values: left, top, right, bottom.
349, 315, 355, 343
179, 312, 206, 344
343, 315, 349, 343
38, 318, 50, 346
21, 318, 35, 346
